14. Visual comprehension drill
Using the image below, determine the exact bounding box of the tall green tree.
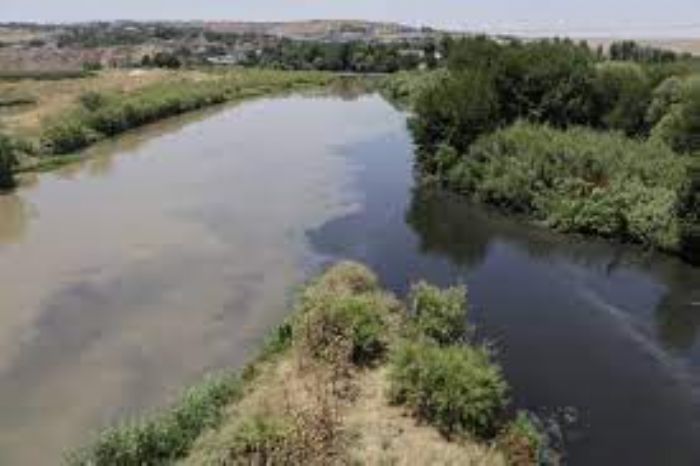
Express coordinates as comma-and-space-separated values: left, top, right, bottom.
496, 40, 596, 126
592, 62, 652, 136
653, 77, 700, 153
410, 70, 500, 167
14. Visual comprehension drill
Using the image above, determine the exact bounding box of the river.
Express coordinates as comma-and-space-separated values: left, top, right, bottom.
0, 92, 699, 465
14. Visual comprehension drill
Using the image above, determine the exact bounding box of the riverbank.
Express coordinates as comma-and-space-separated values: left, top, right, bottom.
0, 68, 334, 185
68, 262, 546, 465
380, 40, 700, 264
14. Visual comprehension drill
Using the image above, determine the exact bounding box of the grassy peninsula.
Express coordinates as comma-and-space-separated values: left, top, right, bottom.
68, 263, 548, 466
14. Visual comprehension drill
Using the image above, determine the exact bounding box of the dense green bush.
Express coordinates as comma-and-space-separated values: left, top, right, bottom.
41, 117, 100, 154
653, 77, 700, 153
380, 69, 447, 107
409, 282, 469, 346
294, 261, 398, 367
496, 40, 596, 127
297, 291, 393, 367
410, 70, 500, 156
389, 340, 508, 438
591, 62, 652, 135
679, 159, 700, 264
0, 134, 17, 189
68, 374, 242, 465
408, 37, 602, 167
646, 76, 684, 126
447, 122, 689, 251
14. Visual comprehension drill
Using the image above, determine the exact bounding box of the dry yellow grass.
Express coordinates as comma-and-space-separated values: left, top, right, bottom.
0, 27, 48, 43
182, 345, 504, 466
346, 368, 505, 466
0, 69, 211, 137
181, 262, 507, 465
182, 350, 347, 465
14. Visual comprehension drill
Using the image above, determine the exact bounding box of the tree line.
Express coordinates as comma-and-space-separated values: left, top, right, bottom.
609, 40, 689, 64
241, 39, 434, 73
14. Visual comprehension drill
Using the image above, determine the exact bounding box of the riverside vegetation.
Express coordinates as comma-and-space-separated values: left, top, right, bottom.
383, 37, 700, 263
68, 262, 552, 466
0, 68, 333, 186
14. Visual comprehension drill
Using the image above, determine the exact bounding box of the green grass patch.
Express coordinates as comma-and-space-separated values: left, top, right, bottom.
67, 373, 242, 465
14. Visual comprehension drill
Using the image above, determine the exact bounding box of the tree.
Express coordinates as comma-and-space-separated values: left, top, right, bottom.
646, 76, 684, 126
152, 52, 182, 69
591, 62, 652, 135
446, 35, 504, 74
496, 40, 596, 127
679, 159, 700, 264
141, 54, 152, 67
423, 40, 438, 69
410, 70, 500, 171
609, 40, 678, 63
653, 77, 700, 153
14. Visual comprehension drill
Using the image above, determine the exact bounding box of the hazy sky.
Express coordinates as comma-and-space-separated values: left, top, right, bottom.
3, 1, 699, 37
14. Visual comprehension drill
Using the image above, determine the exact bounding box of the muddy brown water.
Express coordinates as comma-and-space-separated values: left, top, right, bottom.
1, 93, 699, 465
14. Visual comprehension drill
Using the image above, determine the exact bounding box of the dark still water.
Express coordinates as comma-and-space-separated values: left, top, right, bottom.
1, 93, 699, 464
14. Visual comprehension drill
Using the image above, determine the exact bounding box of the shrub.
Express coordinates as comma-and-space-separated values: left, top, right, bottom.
646, 76, 684, 126
294, 262, 398, 367
410, 69, 500, 158
679, 159, 700, 264
380, 69, 448, 108
498, 412, 546, 466
591, 62, 652, 136
41, 117, 99, 154
68, 374, 242, 465
79, 91, 110, 111
450, 122, 688, 251
389, 340, 508, 438
297, 292, 393, 367
311, 261, 380, 296
409, 282, 469, 346
653, 76, 700, 153
227, 415, 296, 464
0, 134, 17, 189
